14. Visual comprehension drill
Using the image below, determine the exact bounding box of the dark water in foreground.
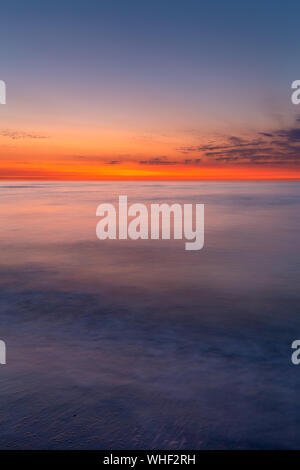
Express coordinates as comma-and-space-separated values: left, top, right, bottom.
0, 181, 300, 449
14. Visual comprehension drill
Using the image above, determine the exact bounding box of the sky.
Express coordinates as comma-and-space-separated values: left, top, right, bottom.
1, 0, 300, 180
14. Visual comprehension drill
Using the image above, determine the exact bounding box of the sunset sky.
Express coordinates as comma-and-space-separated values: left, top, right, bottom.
1, 0, 300, 180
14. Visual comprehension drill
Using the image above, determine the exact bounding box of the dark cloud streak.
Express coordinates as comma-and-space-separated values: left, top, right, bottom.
178, 116, 300, 165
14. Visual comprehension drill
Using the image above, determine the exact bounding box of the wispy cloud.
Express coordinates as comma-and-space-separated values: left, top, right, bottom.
177, 116, 300, 165
139, 156, 177, 165
138, 156, 202, 166
0, 129, 49, 140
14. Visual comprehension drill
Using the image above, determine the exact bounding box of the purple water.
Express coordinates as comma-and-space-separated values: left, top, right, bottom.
0, 181, 300, 449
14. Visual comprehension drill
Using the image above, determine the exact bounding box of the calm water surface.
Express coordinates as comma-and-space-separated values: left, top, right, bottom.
0, 181, 300, 449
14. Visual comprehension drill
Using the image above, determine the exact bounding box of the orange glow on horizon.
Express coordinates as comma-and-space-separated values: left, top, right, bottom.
1, 161, 300, 181
1, 127, 300, 181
